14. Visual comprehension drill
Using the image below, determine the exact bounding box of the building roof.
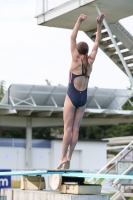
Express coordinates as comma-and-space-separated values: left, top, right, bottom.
0, 84, 133, 128
1, 83, 133, 110
103, 136, 133, 147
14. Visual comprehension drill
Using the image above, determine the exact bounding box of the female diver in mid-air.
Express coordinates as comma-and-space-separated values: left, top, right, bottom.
55, 13, 105, 169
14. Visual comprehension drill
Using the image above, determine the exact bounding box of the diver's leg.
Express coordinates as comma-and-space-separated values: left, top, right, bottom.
55, 95, 75, 169
66, 105, 86, 167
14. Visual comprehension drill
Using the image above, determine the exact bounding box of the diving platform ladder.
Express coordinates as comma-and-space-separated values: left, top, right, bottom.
86, 6, 133, 85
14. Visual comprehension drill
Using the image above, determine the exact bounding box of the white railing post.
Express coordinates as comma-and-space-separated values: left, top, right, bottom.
42, 0, 45, 13
45, 0, 48, 12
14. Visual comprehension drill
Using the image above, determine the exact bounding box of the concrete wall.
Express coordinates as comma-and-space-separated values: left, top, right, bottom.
51, 140, 107, 171
0, 140, 107, 172
32, 148, 51, 169
0, 147, 50, 170
1, 189, 110, 200
0, 148, 25, 169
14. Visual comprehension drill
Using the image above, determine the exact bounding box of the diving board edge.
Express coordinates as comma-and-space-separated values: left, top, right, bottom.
0, 170, 132, 180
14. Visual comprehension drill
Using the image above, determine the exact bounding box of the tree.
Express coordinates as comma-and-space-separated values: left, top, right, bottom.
0, 80, 5, 101
45, 79, 52, 86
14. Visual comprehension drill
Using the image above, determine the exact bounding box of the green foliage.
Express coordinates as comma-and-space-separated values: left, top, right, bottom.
58, 84, 63, 86
2, 123, 133, 140
108, 193, 115, 197
79, 123, 133, 140
97, 178, 104, 185
122, 82, 133, 110
5, 124, 132, 140
33, 128, 55, 139
0, 80, 5, 101
83, 181, 89, 184
122, 96, 133, 110
2, 129, 25, 138
45, 79, 52, 86
1, 127, 63, 139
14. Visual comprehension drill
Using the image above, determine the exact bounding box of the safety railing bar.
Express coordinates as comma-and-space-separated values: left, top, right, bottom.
113, 163, 133, 185
93, 147, 133, 184
89, 142, 133, 183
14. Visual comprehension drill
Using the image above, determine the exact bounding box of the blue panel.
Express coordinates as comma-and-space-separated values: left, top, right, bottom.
0, 169, 11, 189
0, 139, 12, 147
32, 140, 51, 148
14, 139, 26, 148
0, 138, 51, 148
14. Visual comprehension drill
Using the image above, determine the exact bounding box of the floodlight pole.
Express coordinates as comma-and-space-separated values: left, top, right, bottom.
95, 5, 133, 85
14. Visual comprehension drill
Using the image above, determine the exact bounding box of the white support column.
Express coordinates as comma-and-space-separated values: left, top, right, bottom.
45, 0, 48, 12
96, 5, 133, 85
25, 118, 32, 170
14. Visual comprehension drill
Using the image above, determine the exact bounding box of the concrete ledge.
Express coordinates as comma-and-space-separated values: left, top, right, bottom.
1, 189, 110, 200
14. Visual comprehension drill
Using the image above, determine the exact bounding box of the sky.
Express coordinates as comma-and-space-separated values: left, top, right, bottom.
0, 0, 133, 91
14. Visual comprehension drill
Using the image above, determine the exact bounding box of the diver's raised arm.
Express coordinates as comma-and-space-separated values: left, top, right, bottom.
71, 14, 87, 39
70, 14, 87, 61
89, 13, 105, 63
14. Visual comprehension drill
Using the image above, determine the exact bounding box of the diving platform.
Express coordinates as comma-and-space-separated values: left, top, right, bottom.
0, 168, 133, 199
35, 0, 133, 31
0, 170, 133, 180
0, 170, 111, 199
1, 169, 133, 199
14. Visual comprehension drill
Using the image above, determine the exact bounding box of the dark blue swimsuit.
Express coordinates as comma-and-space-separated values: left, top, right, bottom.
67, 61, 90, 108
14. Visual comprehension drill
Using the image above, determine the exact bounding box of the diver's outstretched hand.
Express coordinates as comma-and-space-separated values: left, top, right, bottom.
78, 14, 87, 22
96, 13, 105, 24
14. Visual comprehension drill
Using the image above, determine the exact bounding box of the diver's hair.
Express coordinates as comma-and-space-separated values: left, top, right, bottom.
76, 42, 89, 77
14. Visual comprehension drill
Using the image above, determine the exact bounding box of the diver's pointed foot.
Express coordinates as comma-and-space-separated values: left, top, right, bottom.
54, 163, 63, 170
63, 161, 70, 169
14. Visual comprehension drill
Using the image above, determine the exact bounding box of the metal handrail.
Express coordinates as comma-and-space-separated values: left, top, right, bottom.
112, 165, 133, 200
113, 163, 133, 185
88, 140, 133, 183
94, 147, 133, 184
